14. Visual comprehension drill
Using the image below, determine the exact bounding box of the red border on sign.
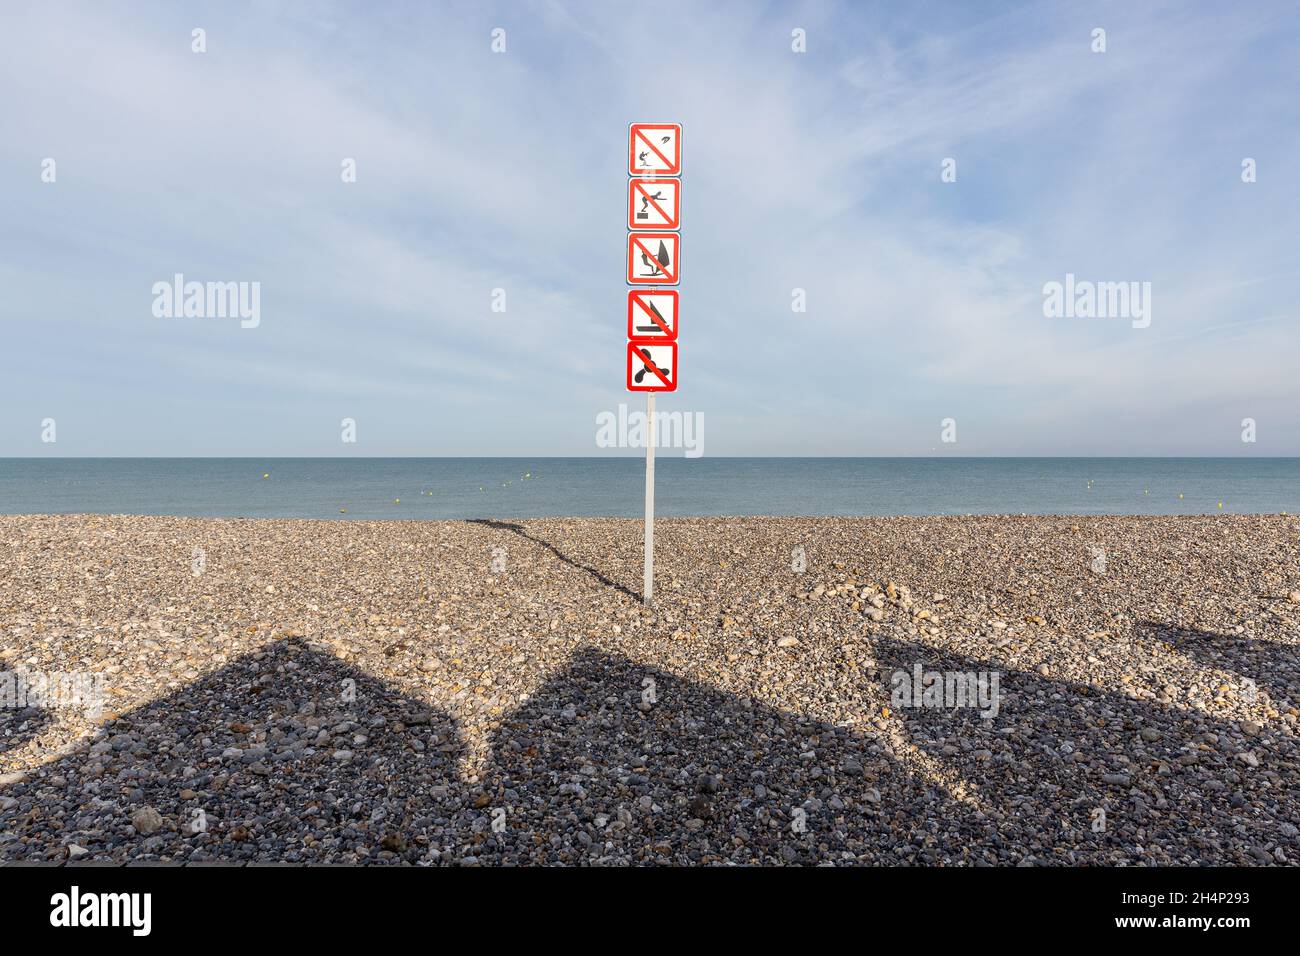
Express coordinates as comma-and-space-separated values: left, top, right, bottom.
626, 341, 678, 392
626, 233, 680, 285
627, 178, 680, 231
626, 290, 678, 341
628, 123, 682, 176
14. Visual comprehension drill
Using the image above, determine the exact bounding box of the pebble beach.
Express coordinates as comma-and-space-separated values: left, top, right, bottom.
2, 513, 1298, 866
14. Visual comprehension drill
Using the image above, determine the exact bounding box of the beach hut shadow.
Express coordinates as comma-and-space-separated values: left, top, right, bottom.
1134, 620, 1299, 712
475, 645, 971, 864
870, 635, 1295, 865
0, 638, 466, 864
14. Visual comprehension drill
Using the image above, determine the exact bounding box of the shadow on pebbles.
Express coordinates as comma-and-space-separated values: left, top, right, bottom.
1, 513, 1298, 865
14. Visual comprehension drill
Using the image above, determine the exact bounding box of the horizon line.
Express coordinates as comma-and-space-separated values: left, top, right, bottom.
4, 455, 1299, 462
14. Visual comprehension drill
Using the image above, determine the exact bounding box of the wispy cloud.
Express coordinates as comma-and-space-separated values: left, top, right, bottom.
1, 0, 1296, 455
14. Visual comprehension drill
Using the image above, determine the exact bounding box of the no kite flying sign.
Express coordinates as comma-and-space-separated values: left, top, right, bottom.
628, 122, 682, 176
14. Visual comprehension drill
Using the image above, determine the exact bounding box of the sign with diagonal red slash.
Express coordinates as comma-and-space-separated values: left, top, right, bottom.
626, 232, 679, 285
627, 178, 680, 230
626, 342, 677, 392
628, 123, 682, 176
627, 289, 678, 341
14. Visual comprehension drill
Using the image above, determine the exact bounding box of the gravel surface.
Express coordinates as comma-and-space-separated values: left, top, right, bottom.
2, 513, 1298, 865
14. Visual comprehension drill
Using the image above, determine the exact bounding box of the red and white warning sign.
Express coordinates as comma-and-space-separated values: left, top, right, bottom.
627, 289, 678, 340
626, 232, 680, 285
628, 123, 682, 176
626, 341, 677, 392
627, 178, 680, 230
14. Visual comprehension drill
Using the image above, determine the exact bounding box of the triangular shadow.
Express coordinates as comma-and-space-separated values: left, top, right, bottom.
1133, 620, 1299, 713
870, 634, 1294, 865
0, 638, 465, 863
475, 646, 972, 864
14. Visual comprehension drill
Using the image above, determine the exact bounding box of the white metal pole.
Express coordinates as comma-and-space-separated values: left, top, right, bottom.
644, 391, 655, 606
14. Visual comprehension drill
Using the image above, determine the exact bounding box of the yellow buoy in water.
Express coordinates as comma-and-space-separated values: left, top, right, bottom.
1178, 493, 1184, 500
1218, 501, 1224, 509
263, 473, 269, 479
340, 508, 347, 513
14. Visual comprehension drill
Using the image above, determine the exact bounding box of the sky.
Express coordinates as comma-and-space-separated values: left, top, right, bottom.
1, 0, 1297, 456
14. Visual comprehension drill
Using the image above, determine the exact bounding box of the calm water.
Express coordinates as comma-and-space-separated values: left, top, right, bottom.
0, 458, 1295, 519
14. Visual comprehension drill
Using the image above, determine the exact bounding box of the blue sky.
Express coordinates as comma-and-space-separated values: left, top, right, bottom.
1, 0, 1297, 456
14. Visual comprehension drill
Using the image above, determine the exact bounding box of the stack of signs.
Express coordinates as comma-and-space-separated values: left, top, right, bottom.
626, 122, 681, 392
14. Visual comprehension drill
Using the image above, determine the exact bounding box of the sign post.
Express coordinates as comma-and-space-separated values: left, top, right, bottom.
626, 122, 682, 607
644, 393, 655, 605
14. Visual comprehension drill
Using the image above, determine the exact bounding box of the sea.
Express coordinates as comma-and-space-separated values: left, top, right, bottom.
0, 458, 1295, 520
